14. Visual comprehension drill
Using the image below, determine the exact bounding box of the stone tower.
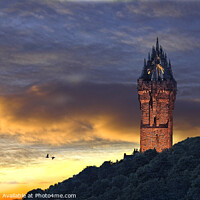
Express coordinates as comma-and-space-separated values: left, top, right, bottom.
137, 38, 177, 152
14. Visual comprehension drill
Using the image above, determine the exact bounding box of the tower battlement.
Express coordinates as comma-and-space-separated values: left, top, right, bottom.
137, 38, 177, 152
138, 79, 177, 92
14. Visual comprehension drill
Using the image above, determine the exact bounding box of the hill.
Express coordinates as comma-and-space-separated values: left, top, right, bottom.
24, 137, 200, 200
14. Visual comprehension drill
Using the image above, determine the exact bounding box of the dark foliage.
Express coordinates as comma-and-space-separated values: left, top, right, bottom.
24, 137, 200, 200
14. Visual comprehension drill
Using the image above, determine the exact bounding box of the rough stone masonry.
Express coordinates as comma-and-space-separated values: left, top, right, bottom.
137, 38, 177, 152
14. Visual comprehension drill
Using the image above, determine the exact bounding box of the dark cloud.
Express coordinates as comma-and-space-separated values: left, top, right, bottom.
174, 99, 200, 129
0, 0, 200, 97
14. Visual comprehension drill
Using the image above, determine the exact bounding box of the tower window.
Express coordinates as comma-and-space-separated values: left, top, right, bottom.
154, 117, 156, 125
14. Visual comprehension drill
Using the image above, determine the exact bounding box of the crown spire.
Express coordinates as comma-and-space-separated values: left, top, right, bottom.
139, 38, 175, 81
156, 37, 159, 52
140, 58, 148, 78
144, 58, 146, 67
169, 59, 171, 67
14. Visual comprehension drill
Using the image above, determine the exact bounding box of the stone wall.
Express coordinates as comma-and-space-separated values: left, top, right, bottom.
138, 79, 176, 152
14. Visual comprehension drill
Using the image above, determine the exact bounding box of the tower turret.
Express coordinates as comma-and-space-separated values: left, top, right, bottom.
137, 38, 177, 152
156, 37, 159, 52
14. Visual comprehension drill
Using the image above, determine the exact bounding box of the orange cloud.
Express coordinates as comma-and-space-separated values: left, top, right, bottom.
0, 83, 139, 146
0, 82, 199, 147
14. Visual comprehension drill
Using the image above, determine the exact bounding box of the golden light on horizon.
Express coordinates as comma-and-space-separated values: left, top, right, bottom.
0, 145, 136, 199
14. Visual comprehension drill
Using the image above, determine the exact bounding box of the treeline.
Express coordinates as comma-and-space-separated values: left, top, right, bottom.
25, 137, 200, 200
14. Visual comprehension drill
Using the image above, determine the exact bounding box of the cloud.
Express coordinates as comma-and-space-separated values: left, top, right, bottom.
0, 134, 44, 168
0, 181, 21, 184
0, 82, 199, 147
0, 83, 140, 146
0, 0, 200, 95
0, 132, 137, 168
126, 1, 200, 17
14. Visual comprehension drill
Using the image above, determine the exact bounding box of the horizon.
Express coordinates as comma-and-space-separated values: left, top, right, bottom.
0, 0, 200, 199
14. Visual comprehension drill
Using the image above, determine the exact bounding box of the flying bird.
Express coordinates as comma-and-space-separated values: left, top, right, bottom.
46, 154, 55, 160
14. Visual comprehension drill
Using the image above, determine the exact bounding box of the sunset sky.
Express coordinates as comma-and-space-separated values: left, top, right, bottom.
0, 0, 200, 198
